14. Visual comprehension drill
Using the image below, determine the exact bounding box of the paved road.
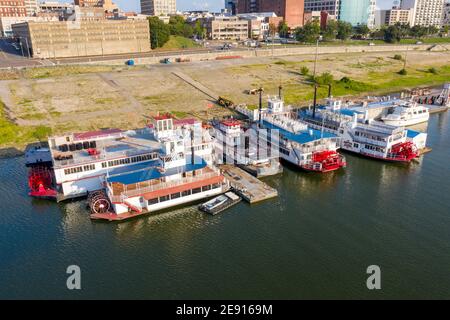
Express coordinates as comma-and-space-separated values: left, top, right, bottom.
0, 39, 42, 68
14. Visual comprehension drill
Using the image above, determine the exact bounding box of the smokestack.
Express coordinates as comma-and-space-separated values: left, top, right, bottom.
313, 84, 318, 119
190, 128, 195, 165
258, 87, 263, 126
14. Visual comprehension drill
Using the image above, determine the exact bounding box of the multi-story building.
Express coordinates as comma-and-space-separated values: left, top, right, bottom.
379, 8, 414, 26
237, 12, 283, 39
304, 0, 340, 16
74, 0, 117, 11
39, 1, 73, 13
12, 19, 151, 58
203, 16, 249, 40
140, 0, 177, 16
443, 0, 450, 25
225, 0, 238, 15
236, 0, 304, 28
339, 0, 376, 28
401, 0, 445, 27
23, 0, 38, 16
303, 10, 337, 28
0, 1, 27, 17
305, 0, 376, 28
63, 5, 106, 21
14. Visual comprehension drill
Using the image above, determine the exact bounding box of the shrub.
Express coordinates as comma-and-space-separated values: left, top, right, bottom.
300, 66, 309, 76
315, 72, 334, 85
428, 67, 438, 74
393, 54, 403, 61
398, 69, 408, 75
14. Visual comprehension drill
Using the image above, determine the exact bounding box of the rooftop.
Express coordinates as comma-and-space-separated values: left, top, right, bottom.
263, 120, 336, 145
107, 158, 208, 185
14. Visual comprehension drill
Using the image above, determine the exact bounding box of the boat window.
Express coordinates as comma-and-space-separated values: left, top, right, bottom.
148, 198, 158, 205
171, 192, 181, 199
192, 187, 202, 194
182, 190, 191, 197
202, 185, 212, 192
212, 183, 221, 189
159, 195, 169, 202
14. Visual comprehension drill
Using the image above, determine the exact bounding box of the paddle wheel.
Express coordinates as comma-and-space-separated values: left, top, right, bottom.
89, 191, 111, 215
302, 150, 346, 173
28, 166, 57, 199
388, 142, 418, 162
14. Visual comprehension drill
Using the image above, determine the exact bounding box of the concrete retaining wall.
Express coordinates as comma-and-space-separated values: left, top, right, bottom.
73, 44, 446, 67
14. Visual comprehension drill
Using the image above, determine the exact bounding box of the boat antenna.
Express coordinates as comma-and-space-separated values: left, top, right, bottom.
313, 84, 318, 119
258, 87, 264, 127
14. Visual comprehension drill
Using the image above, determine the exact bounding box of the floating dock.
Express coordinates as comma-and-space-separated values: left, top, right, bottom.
220, 165, 278, 204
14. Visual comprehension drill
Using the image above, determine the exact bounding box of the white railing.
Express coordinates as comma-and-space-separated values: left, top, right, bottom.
111, 170, 222, 199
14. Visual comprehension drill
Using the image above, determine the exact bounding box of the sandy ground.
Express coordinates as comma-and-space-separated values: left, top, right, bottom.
1, 50, 449, 137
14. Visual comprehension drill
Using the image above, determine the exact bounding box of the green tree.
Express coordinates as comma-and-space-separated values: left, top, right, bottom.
278, 21, 289, 38
315, 72, 334, 85
193, 20, 206, 39
336, 21, 353, 40
168, 15, 187, 36
410, 25, 427, 38
300, 66, 309, 76
182, 24, 194, 38
268, 23, 277, 38
148, 16, 170, 49
384, 25, 402, 43
295, 21, 320, 43
354, 24, 370, 38
322, 20, 338, 41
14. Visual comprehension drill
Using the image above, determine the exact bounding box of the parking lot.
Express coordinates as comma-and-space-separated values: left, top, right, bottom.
0, 38, 42, 68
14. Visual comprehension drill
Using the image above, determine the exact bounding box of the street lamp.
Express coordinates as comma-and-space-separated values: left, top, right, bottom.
312, 35, 323, 80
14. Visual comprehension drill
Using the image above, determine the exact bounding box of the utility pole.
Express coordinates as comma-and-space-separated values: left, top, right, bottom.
313, 36, 322, 80
403, 45, 409, 71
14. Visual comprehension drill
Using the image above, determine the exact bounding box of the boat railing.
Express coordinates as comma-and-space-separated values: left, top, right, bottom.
53, 149, 158, 168
352, 137, 388, 148
110, 170, 222, 200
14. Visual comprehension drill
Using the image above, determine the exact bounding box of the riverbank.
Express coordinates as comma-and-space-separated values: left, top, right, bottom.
1, 49, 449, 151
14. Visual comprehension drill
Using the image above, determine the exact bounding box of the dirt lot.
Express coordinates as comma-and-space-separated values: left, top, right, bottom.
1, 49, 450, 141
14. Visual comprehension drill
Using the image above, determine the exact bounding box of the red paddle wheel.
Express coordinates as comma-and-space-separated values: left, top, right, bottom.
302, 150, 346, 173
89, 192, 111, 215
28, 166, 57, 199
388, 142, 419, 162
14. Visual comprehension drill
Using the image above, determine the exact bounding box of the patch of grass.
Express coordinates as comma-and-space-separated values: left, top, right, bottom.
23, 65, 118, 79
160, 36, 200, 50
50, 111, 62, 117
0, 101, 52, 146
19, 113, 47, 120
171, 110, 189, 118
94, 97, 115, 105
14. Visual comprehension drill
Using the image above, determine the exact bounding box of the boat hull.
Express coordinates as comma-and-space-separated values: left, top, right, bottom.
381, 115, 430, 127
